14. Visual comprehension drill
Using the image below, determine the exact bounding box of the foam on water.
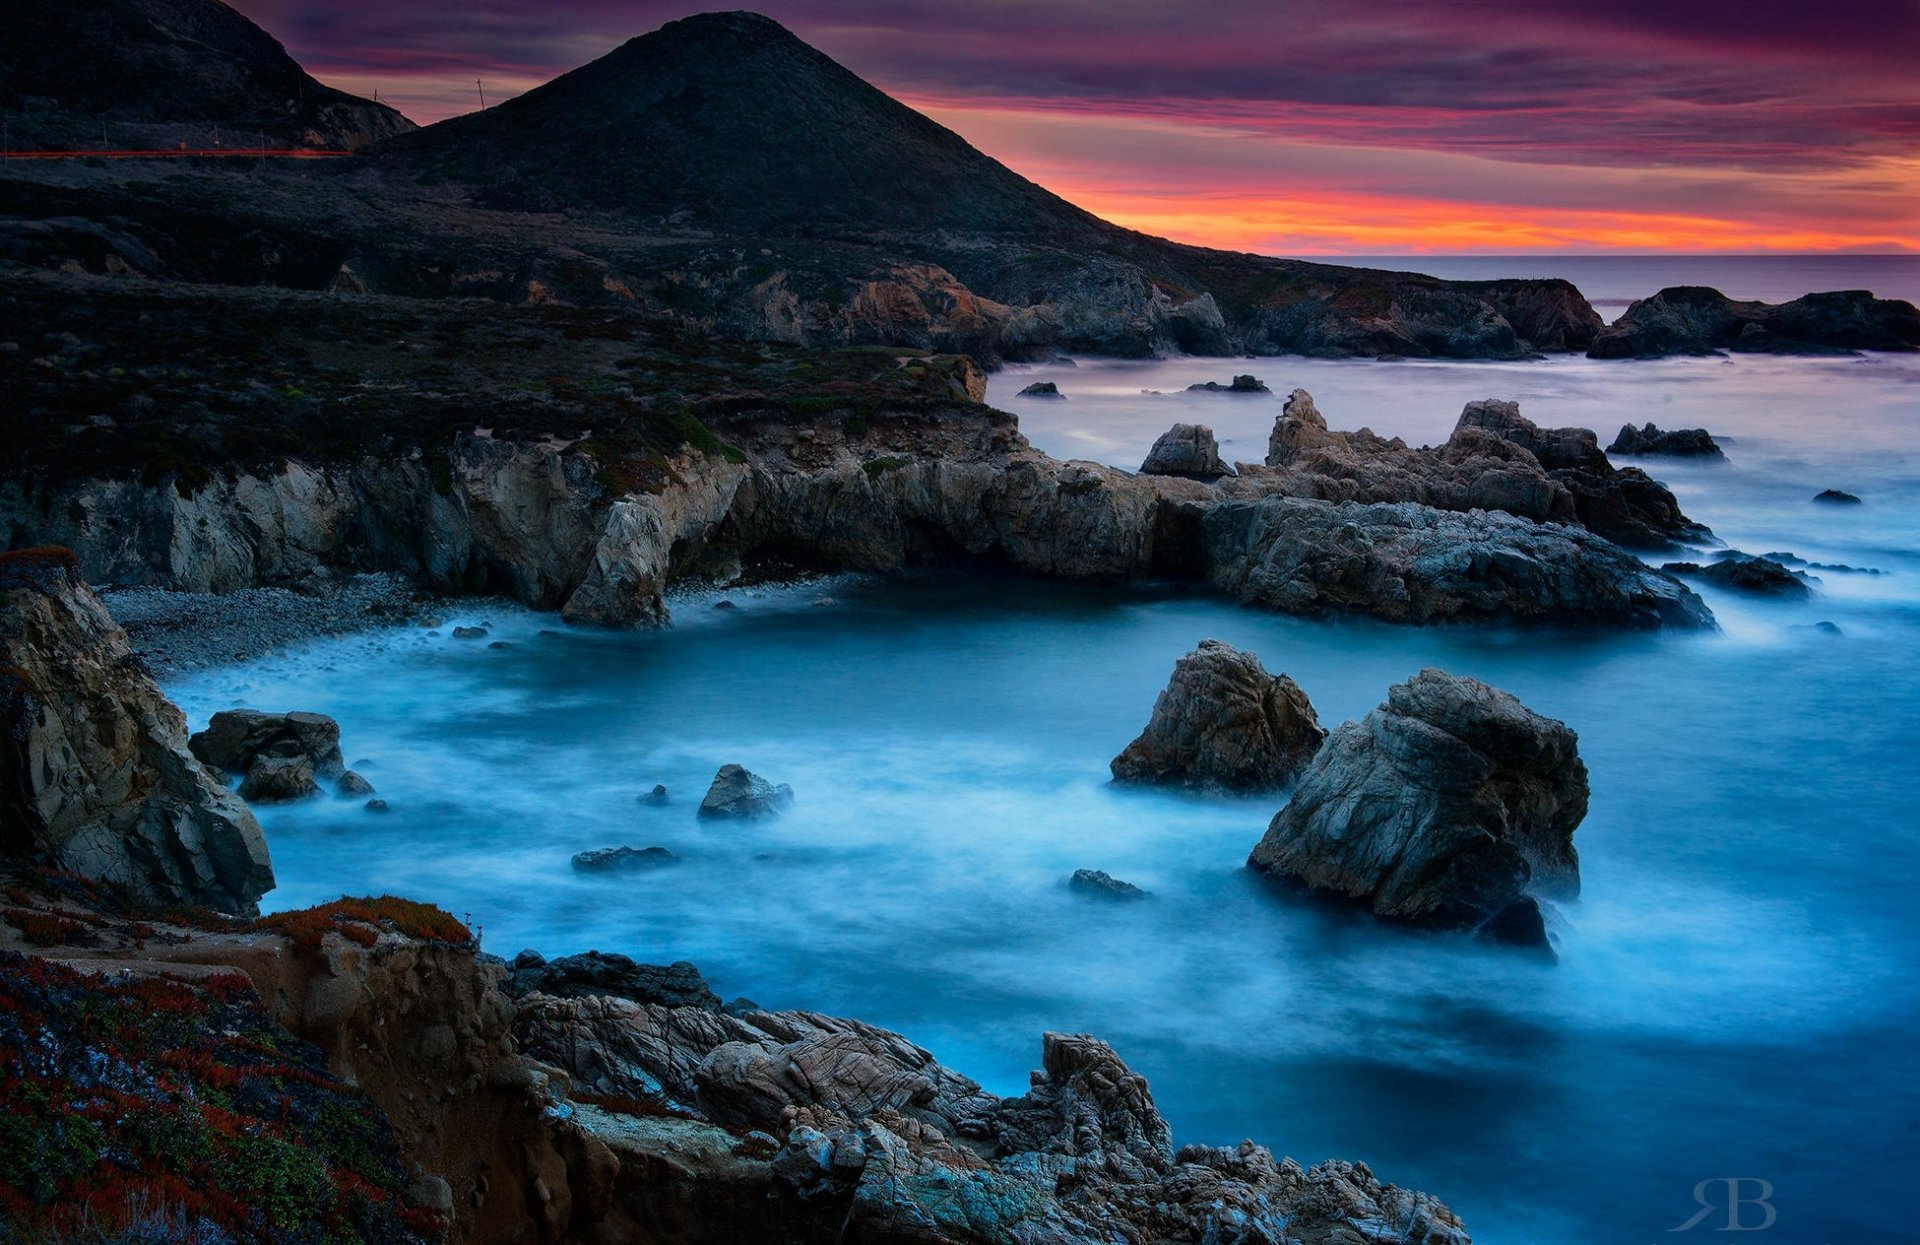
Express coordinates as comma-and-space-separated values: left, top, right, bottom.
165, 350, 1920, 1245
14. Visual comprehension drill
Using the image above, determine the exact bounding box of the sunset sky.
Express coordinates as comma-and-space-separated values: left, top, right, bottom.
232, 0, 1920, 256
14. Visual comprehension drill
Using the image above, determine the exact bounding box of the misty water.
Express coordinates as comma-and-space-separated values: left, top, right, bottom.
165, 342, 1919, 1244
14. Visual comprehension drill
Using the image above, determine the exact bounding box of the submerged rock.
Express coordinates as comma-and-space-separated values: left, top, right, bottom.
364, 798, 391, 813
336, 770, 376, 797
1608, 423, 1725, 458
1188, 374, 1270, 393
1814, 488, 1862, 504
1247, 669, 1587, 946
698, 763, 795, 819
189, 708, 345, 780
638, 783, 670, 805
505, 950, 722, 1009
1139, 423, 1233, 480
0, 549, 273, 913
1068, 869, 1150, 900
1663, 556, 1813, 598
1111, 639, 1325, 792
1016, 381, 1063, 398
572, 845, 680, 872
452, 625, 489, 639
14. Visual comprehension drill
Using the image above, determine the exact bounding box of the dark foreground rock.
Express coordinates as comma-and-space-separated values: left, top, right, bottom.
699, 763, 795, 819
1016, 381, 1063, 397
1248, 669, 1587, 947
1815, 488, 1863, 504
1189, 374, 1270, 393
572, 844, 680, 872
189, 709, 346, 781
1139, 423, 1233, 480
1663, 556, 1814, 599
1588, 286, 1920, 358
0, 550, 272, 913
1111, 640, 1325, 792
1608, 423, 1725, 458
504, 950, 722, 1009
1069, 868, 1151, 900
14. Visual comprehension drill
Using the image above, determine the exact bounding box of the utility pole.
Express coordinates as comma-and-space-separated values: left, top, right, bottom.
476, 79, 487, 109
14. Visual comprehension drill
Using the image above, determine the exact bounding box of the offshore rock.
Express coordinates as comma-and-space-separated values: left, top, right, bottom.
698, 763, 795, 819
1139, 423, 1233, 480
1608, 423, 1725, 458
1068, 868, 1151, 900
1248, 669, 1586, 944
1588, 286, 1920, 358
1016, 381, 1063, 398
1189, 374, 1270, 393
572, 844, 680, 872
189, 708, 345, 780
505, 950, 722, 1010
1110, 639, 1325, 792
1663, 556, 1813, 599
238, 755, 319, 803
0, 550, 272, 913
1814, 488, 1862, 504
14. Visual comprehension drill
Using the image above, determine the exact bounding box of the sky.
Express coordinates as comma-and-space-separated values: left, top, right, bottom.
232, 0, 1920, 256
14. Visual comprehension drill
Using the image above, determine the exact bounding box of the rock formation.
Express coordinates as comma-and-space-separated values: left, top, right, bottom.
504, 950, 723, 1009
698, 764, 795, 819
1068, 869, 1151, 900
1608, 423, 1725, 458
0, 549, 272, 913
1247, 669, 1587, 947
1815, 488, 1862, 504
1016, 381, 1063, 397
189, 709, 346, 780
572, 845, 680, 872
1588, 286, 1920, 358
1139, 423, 1233, 480
1189, 374, 1271, 393
1662, 556, 1813, 598
1111, 640, 1325, 792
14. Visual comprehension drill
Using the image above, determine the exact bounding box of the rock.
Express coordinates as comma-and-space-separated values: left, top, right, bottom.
189, 709, 345, 780
239, 756, 319, 803
1247, 669, 1587, 945
1016, 381, 1063, 398
0, 549, 273, 914
572, 845, 680, 872
1812, 621, 1843, 636
505, 951, 722, 1010
1110, 640, 1325, 791
1607, 423, 1725, 458
638, 783, 670, 805
698, 764, 794, 819
1588, 286, 1920, 358
452, 625, 489, 639
1188, 373, 1269, 393
336, 770, 375, 797
364, 798, 391, 813
1068, 869, 1150, 900
1139, 423, 1233, 480
1477, 897, 1555, 959
1814, 488, 1862, 504
1662, 556, 1813, 599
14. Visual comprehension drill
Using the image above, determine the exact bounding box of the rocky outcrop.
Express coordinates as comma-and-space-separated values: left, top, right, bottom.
189, 709, 346, 779
1139, 423, 1233, 480
698, 764, 795, 819
1188, 374, 1270, 393
1248, 669, 1587, 947
1663, 556, 1813, 598
1068, 868, 1150, 900
1588, 286, 1920, 358
1608, 423, 1725, 458
572, 845, 679, 872
1814, 488, 1862, 504
504, 950, 724, 1010
1016, 381, 1062, 398
1111, 640, 1325, 792
0, 549, 272, 914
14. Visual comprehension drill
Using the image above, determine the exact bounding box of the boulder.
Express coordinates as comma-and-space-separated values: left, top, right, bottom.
364, 798, 391, 813
238, 756, 319, 803
572, 845, 680, 872
0, 550, 272, 913
1247, 669, 1587, 945
336, 770, 375, 797
452, 625, 489, 639
1110, 640, 1325, 792
189, 709, 345, 780
1139, 423, 1233, 480
1814, 488, 1862, 504
1016, 381, 1063, 398
637, 783, 670, 805
504, 950, 722, 1010
1068, 869, 1150, 900
1662, 556, 1813, 599
698, 764, 794, 819
1607, 423, 1725, 458
1265, 388, 1335, 464
1189, 374, 1269, 393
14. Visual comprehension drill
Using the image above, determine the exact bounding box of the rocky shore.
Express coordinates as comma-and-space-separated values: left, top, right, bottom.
101, 573, 427, 675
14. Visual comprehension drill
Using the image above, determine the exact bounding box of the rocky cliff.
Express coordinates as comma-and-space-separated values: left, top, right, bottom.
0, 547, 272, 914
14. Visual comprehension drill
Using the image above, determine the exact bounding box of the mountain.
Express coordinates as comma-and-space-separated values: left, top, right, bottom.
0, 0, 413, 151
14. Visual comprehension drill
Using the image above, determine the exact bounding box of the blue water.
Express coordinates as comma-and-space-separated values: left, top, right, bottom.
165, 344, 1920, 1244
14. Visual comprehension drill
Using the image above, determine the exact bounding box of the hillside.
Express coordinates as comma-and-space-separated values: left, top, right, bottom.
0, 0, 413, 151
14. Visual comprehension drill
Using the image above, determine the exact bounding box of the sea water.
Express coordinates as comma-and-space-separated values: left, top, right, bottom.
165, 334, 1920, 1245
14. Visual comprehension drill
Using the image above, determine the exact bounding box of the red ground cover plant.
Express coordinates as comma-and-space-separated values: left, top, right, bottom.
252, 897, 473, 954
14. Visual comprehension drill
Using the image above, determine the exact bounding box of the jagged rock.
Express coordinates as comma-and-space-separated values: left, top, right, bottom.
0, 549, 273, 913
1188, 374, 1270, 393
1139, 423, 1233, 480
1608, 423, 1725, 458
1266, 388, 1331, 464
1110, 640, 1325, 792
1016, 381, 1063, 398
336, 770, 375, 797
572, 845, 679, 872
1068, 869, 1150, 900
505, 951, 721, 1010
1588, 286, 1920, 358
1814, 488, 1862, 504
1248, 669, 1587, 945
698, 764, 795, 819
239, 755, 318, 803
1662, 556, 1813, 598
1198, 497, 1713, 629
189, 709, 345, 780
